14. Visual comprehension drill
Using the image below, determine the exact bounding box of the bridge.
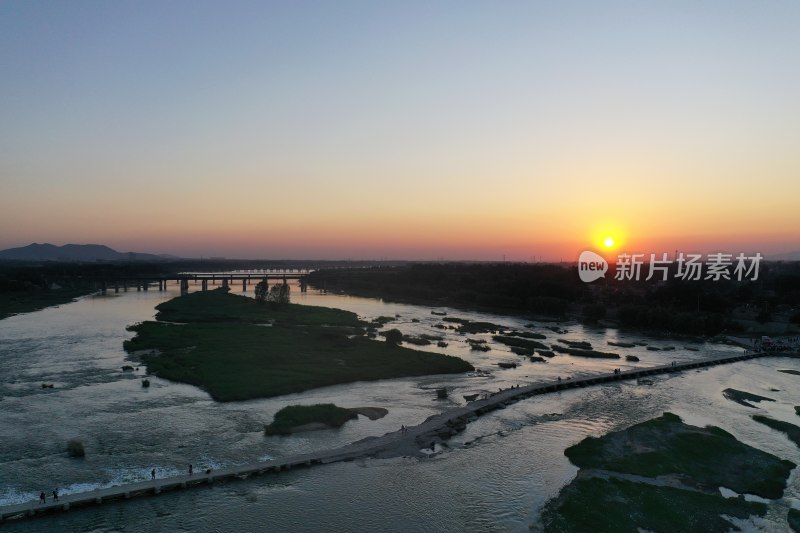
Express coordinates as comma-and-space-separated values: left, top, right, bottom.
2, 348, 795, 523
88, 270, 315, 295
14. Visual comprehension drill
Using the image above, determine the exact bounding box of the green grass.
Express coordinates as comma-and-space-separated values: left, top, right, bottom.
539, 413, 793, 531
557, 339, 592, 349
550, 344, 620, 359
564, 412, 795, 499
789, 508, 800, 532
441, 317, 507, 334
722, 388, 776, 408
264, 404, 357, 435
492, 335, 549, 351
126, 291, 474, 401
540, 477, 767, 533
0, 287, 94, 320
753, 415, 800, 448
511, 331, 547, 340
153, 289, 364, 327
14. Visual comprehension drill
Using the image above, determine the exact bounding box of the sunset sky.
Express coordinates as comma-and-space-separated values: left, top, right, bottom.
1, 1, 799, 260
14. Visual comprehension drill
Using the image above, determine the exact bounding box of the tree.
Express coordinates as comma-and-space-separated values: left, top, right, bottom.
254, 279, 268, 304
267, 281, 290, 306
582, 303, 607, 323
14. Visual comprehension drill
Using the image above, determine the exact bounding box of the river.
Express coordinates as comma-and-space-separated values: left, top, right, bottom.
1, 281, 799, 531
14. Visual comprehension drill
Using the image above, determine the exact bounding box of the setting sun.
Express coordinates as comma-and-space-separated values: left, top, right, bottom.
590, 224, 626, 254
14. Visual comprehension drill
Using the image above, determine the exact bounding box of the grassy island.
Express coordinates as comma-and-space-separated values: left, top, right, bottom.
264, 404, 357, 435
790, 508, 800, 532
722, 388, 776, 408
753, 415, 800, 447
124, 290, 473, 401
540, 413, 795, 532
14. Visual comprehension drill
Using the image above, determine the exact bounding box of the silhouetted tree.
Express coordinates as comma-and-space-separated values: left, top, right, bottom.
582, 303, 607, 323
254, 279, 268, 304
267, 281, 290, 306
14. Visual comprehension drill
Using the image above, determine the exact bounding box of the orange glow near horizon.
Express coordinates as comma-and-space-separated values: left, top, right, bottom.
2, 4, 800, 260
2, 203, 799, 261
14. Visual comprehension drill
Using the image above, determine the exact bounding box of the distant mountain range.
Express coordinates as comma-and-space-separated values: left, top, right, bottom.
0, 243, 179, 262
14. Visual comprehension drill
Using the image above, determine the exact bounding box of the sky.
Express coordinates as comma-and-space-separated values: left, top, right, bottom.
1, 1, 799, 260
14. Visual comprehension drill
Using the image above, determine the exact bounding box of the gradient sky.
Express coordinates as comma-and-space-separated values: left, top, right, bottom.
1, 1, 799, 260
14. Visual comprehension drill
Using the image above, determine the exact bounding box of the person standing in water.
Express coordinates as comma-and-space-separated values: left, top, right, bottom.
39, 492, 46, 504
151, 468, 156, 480
189, 464, 193, 476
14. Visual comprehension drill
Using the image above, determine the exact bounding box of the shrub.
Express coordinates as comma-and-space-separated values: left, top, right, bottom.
383, 328, 403, 346
267, 282, 290, 306
264, 404, 357, 435
67, 438, 85, 458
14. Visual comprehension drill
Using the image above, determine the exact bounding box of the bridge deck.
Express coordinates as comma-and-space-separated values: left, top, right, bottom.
1, 349, 793, 522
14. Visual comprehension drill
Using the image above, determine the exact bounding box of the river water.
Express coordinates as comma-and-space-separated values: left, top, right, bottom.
1, 282, 799, 532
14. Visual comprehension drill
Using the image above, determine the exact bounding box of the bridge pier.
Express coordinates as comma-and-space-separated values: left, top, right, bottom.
114, 284, 119, 293
202, 280, 208, 291
242, 279, 247, 292
101, 281, 107, 295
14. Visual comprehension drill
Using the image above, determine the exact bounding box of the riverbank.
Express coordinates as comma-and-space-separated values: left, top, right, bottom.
124, 290, 474, 401
306, 264, 800, 338
0, 287, 95, 320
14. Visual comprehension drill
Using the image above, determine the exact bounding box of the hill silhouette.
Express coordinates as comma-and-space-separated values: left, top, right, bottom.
0, 243, 172, 262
